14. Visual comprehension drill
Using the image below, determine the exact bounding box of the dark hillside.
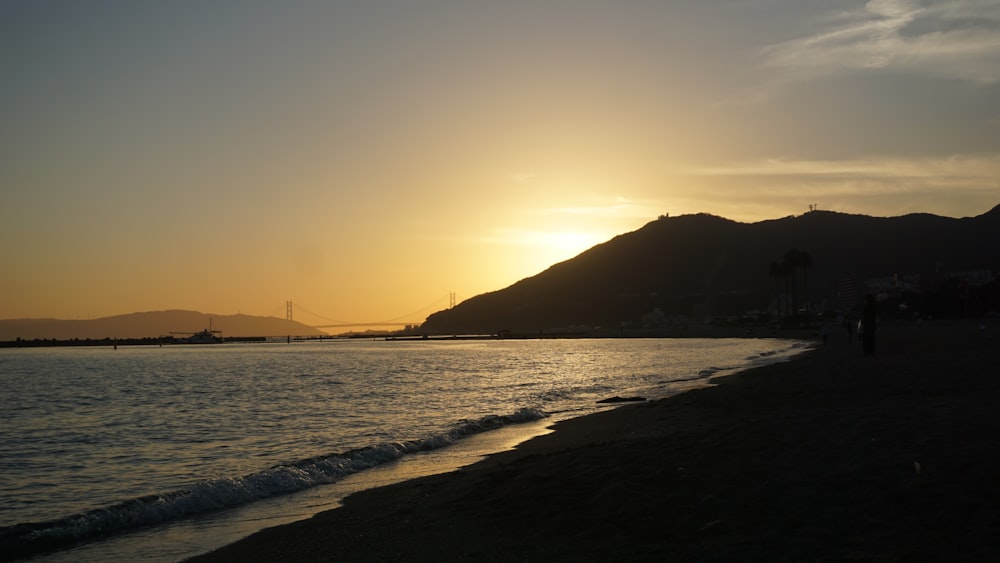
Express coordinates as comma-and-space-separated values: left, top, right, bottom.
421, 205, 1000, 334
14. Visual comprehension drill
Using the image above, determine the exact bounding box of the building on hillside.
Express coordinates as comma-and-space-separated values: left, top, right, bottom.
836, 274, 859, 312
947, 270, 996, 287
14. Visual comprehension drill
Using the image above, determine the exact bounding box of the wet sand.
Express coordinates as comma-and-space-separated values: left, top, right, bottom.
189, 321, 1000, 562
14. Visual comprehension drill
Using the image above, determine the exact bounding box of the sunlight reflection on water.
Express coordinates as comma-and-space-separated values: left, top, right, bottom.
2, 338, 806, 561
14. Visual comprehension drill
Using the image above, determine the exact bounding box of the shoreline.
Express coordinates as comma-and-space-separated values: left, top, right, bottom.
189, 320, 999, 561
3, 336, 800, 562
0, 325, 818, 348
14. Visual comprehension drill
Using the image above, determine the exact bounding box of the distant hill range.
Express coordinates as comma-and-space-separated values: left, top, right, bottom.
0, 310, 324, 341
421, 205, 1000, 334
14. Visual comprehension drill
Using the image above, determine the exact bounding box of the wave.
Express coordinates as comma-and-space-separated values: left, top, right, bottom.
0, 407, 547, 561
698, 366, 728, 378
673, 341, 810, 386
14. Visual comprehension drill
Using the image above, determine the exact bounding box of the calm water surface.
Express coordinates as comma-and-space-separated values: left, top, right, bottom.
0, 337, 807, 561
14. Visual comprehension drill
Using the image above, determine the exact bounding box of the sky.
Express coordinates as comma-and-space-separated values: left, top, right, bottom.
2, 0, 999, 328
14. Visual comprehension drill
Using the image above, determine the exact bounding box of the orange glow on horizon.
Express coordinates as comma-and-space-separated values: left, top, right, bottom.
2, 3, 997, 322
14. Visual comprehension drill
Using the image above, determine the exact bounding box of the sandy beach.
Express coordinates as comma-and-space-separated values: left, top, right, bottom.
190, 321, 1000, 562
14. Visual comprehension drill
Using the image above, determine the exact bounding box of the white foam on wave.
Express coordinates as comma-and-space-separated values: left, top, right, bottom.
0, 407, 547, 560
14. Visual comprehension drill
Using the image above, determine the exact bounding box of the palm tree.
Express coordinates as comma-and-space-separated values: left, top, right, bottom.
768, 261, 784, 319
770, 249, 814, 322
783, 249, 801, 319
799, 251, 813, 317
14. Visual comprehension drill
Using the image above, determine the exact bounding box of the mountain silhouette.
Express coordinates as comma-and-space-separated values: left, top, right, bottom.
0, 310, 324, 341
421, 205, 1000, 334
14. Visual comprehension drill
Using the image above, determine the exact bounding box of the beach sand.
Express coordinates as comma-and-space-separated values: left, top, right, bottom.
189, 322, 1000, 562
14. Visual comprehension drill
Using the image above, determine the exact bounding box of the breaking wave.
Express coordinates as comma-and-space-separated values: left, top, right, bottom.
0, 407, 546, 560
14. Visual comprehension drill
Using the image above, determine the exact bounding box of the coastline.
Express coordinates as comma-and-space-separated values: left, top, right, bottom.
189, 321, 1000, 561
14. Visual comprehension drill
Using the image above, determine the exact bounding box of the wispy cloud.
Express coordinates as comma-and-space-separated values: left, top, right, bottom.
526, 197, 655, 220
688, 153, 1000, 180
760, 0, 1000, 83
478, 228, 609, 250
508, 172, 537, 184
679, 153, 1000, 218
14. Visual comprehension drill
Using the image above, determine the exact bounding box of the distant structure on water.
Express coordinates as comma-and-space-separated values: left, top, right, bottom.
169, 318, 223, 344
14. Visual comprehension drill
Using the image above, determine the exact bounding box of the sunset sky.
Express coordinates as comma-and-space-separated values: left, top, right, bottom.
2, 1, 998, 328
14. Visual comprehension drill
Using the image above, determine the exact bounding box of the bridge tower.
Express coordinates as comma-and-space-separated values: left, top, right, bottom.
449, 292, 456, 308
286, 300, 293, 321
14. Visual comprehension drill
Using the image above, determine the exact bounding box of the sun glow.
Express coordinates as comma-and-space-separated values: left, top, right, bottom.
4, 2, 995, 324
532, 230, 607, 256
487, 228, 612, 278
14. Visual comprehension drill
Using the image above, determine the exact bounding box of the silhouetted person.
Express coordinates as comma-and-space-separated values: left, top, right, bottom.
861, 294, 877, 355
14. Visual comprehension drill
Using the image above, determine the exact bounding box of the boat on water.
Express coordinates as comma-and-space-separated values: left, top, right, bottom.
183, 328, 222, 344
169, 319, 223, 344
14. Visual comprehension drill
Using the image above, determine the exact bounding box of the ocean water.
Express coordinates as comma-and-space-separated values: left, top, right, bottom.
0, 337, 807, 561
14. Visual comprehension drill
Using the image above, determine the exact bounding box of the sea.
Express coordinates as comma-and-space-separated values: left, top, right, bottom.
0, 337, 808, 562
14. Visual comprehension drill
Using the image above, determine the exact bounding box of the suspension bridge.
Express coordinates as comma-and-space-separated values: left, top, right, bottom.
270, 293, 457, 329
